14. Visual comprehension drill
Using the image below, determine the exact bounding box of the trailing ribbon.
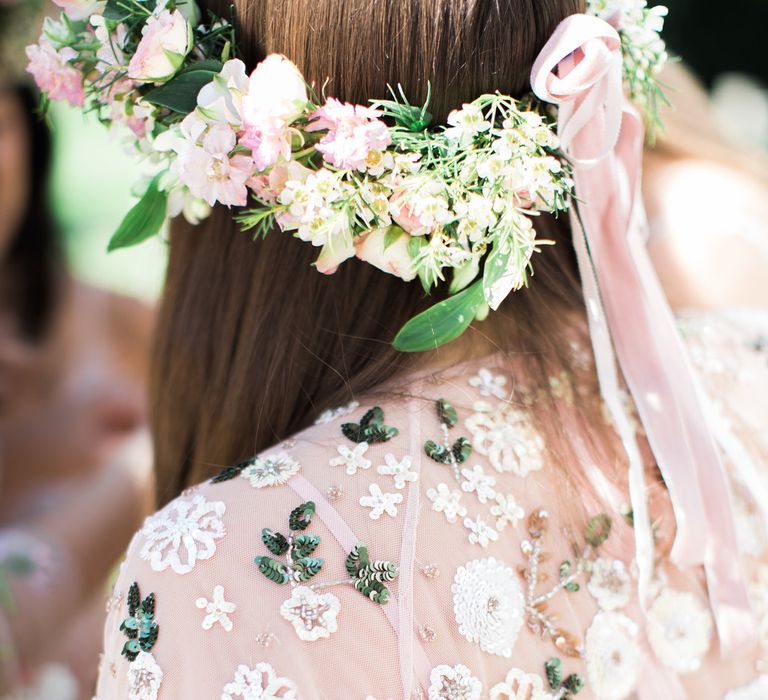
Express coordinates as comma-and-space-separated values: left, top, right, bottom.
531, 14, 756, 655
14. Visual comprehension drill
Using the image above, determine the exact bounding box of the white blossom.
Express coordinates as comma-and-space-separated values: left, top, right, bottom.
587, 558, 631, 611
377, 453, 419, 490
428, 664, 482, 700
126, 651, 163, 700
359, 483, 403, 519
489, 668, 554, 700
427, 483, 467, 523
241, 452, 301, 488
329, 442, 372, 475
490, 493, 525, 531
585, 612, 641, 700
221, 663, 299, 700
460, 464, 497, 504
445, 103, 491, 145
196, 584, 236, 632
725, 675, 768, 700
279, 586, 340, 642
463, 516, 499, 548
467, 368, 508, 399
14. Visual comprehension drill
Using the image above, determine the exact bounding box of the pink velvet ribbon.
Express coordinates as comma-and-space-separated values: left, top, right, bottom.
531, 14, 756, 655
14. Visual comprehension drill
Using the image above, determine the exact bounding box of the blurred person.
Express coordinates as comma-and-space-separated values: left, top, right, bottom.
0, 79, 155, 697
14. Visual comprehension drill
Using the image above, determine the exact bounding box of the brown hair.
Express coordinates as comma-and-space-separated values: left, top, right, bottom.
151, 0, 601, 504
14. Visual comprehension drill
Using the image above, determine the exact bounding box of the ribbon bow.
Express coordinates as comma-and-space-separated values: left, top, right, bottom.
531, 14, 756, 658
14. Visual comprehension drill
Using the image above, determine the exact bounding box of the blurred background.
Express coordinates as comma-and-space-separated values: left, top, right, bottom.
0, 0, 766, 699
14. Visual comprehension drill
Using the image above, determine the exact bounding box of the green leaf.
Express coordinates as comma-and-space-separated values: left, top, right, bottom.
108, 174, 168, 252
143, 67, 220, 113
562, 673, 585, 694
103, 0, 133, 20
559, 560, 571, 579
293, 534, 321, 559
341, 407, 399, 444
424, 438, 471, 464
393, 280, 484, 352
254, 556, 290, 584
436, 399, 458, 428
544, 658, 563, 690
564, 581, 580, 593
452, 437, 472, 464
482, 240, 516, 310
293, 556, 324, 581
585, 513, 612, 548
345, 544, 369, 577
289, 501, 316, 531
261, 528, 289, 556
449, 257, 480, 294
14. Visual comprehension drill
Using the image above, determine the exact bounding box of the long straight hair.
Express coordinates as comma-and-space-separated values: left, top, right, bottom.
150, 0, 608, 504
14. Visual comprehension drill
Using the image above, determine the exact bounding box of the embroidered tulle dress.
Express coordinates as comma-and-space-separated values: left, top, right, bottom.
95, 309, 768, 700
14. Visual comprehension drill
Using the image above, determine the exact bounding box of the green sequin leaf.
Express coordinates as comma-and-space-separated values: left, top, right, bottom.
254, 555, 290, 584
293, 534, 321, 559
585, 513, 612, 548
545, 658, 563, 690
341, 407, 399, 444
120, 582, 159, 662
345, 544, 369, 577
210, 458, 254, 484
436, 399, 458, 428
354, 577, 391, 604
289, 501, 316, 531
563, 674, 585, 694
261, 528, 289, 556
564, 581, 580, 593
293, 556, 324, 581
424, 437, 472, 465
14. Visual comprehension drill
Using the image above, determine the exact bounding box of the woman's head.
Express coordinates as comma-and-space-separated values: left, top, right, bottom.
152, 0, 588, 501
0, 80, 60, 341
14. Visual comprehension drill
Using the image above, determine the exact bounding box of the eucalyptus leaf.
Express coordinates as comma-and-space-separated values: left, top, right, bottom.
393, 281, 484, 352
144, 67, 220, 113
107, 174, 168, 252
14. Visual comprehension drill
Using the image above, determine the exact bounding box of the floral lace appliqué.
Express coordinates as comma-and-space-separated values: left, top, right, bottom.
377, 453, 419, 490
140, 495, 226, 575
126, 650, 163, 700
427, 483, 467, 523
241, 452, 301, 488
359, 483, 403, 519
196, 584, 236, 631
329, 442, 372, 475
490, 493, 524, 531
725, 675, 768, 700
280, 585, 341, 641
489, 668, 553, 700
468, 368, 508, 399
428, 664, 482, 700
221, 663, 299, 700
452, 557, 524, 657
460, 464, 497, 503
584, 612, 641, 700
586, 558, 631, 611
463, 515, 499, 548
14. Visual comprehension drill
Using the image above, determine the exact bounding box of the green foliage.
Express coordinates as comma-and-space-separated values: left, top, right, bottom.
120, 582, 159, 661
424, 437, 472, 465
545, 658, 563, 690
293, 534, 321, 559
345, 544, 369, 577
341, 407, 399, 444
289, 501, 316, 531
107, 173, 168, 252
563, 674, 585, 695
585, 513, 612, 548
436, 399, 458, 428
345, 543, 398, 605
254, 555, 290, 585
210, 458, 254, 483
293, 557, 324, 582
144, 63, 223, 113
564, 581, 580, 593
371, 83, 433, 132
261, 529, 289, 556
393, 280, 485, 352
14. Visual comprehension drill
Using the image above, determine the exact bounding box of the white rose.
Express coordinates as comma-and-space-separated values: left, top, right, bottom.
127, 10, 191, 84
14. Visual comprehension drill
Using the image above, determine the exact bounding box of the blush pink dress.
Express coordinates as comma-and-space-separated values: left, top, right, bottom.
95, 310, 768, 700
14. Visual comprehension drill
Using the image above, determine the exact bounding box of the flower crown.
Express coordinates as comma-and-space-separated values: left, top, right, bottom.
26, 0, 668, 352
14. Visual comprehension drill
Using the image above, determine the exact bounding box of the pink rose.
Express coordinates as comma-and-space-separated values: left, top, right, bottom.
25, 38, 84, 107
354, 226, 418, 281
388, 190, 424, 235
128, 10, 190, 84
52, 0, 104, 20
241, 55, 308, 170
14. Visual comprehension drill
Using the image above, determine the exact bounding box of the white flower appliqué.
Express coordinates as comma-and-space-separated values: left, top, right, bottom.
490, 493, 524, 531
725, 675, 768, 700
585, 612, 641, 700
377, 453, 418, 490
465, 402, 545, 477
489, 668, 553, 700
468, 368, 508, 399
359, 483, 403, 519
196, 584, 236, 632
140, 495, 226, 575
279, 585, 341, 641
587, 558, 631, 611
463, 516, 499, 548
315, 400, 360, 425
428, 664, 482, 700
427, 483, 467, 523
241, 452, 300, 488
126, 651, 163, 700
329, 442, 372, 475
452, 557, 524, 657
460, 464, 497, 504
221, 662, 299, 700
646, 588, 713, 674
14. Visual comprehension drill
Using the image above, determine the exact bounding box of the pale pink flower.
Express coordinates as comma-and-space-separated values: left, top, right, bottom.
179, 124, 254, 207
91, 15, 128, 70
128, 10, 190, 84
25, 38, 84, 107
52, 0, 103, 20
355, 226, 418, 281
388, 183, 450, 236
307, 98, 391, 170
241, 55, 308, 170
248, 160, 312, 205
315, 218, 355, 275
197, 59, 249, 126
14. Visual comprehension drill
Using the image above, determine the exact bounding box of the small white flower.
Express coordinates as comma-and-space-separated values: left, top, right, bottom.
445, 103, 492, 146
377, 453, 419, 490
725, 675, 768, 700
646, 589, 713, 674
463, 516, 499, 548
196, 584, 236, 632
315, 400, 360, 425
279, 586, 341, 642
490, 493, 525, 531
460, 464, 497, 504
140, 495, 226, 575
468, 368, 508, 399
221, 662, 299, 700
241, 452, 300, 488
585, 612, 641, 700
359, 483, 403, 519
126, 651, 163, 700
427, 483, 467, 523
428, 664, 482, 700
489, 668, 554, 700
329, 442, 372, 475
587, 558, 631, 611
452, 557, 524, 658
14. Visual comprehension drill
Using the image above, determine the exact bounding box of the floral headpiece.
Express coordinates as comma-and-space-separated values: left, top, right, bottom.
26, 0, 668, 352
